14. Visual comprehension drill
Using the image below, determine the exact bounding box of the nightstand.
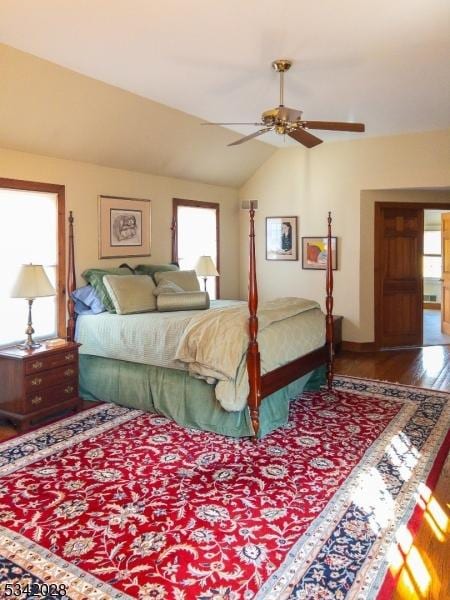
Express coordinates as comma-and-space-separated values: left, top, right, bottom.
0, 341, 81, 432
333, 315, 343, 353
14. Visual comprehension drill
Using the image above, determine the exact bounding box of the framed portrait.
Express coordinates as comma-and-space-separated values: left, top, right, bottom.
302, 236, 338, 270
266, 216, 298, 261
98, 195, 151, 259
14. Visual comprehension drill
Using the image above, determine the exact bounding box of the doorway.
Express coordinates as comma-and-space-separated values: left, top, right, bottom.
423, 210, 450, 345
374, 201, 450, 348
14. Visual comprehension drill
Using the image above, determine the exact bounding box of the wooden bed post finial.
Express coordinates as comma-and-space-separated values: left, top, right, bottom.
326, 211, 334, 392
67, 210, 76, 342
247, 202, 261, 439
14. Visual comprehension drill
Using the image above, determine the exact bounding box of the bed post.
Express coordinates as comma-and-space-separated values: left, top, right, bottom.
247, 202, 262, 438
326, 211, 334, 391
66, 211, 76, 342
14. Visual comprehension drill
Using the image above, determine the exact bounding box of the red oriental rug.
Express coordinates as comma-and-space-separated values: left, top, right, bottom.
0, 376, 448, 599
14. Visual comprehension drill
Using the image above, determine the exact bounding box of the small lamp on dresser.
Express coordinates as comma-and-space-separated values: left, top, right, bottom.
195, 256, 219, 292
10, 263, 55, 350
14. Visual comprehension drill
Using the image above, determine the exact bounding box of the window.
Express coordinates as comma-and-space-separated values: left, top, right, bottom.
0, 179, 65, 347
172, 199, 220, 299
423, 230, 442, 279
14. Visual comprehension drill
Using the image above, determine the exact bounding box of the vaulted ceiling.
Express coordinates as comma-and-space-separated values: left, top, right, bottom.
0, 0, 449, 186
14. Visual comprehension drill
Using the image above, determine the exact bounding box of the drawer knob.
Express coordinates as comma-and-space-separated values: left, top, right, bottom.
64, 368, 75, 377
31, 396, 42, 405
64, 385, 74, 394
31, 377, 43, 386
32, 361, 43, 370
65, 353, 74, 361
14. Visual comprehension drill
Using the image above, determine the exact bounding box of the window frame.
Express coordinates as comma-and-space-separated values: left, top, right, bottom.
172, 198, 220, 299
0, 177, 66, 340
423, 229, 442, 280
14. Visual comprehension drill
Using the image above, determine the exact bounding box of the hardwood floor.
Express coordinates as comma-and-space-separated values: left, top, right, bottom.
335, 349, 449, 600
335, 345, 450, 391
0, 350, 448, 599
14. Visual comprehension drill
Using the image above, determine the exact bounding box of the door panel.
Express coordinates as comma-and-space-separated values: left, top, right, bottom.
375, 205, 423, 347
442, 213, 450, 335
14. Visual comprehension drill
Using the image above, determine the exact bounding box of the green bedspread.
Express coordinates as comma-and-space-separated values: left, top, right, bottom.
80, 354, 326, 438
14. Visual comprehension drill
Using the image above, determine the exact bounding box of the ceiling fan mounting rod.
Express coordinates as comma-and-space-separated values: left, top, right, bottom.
272, 59, 292, 107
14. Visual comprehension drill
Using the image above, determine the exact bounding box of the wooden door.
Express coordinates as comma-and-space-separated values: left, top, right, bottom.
442, 213, 450, 335
375, 204, 423, 347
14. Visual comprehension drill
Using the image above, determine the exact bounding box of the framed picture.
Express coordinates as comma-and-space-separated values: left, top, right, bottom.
302, 236, 338, 270
98, 195, 151, 258
266, 216, 298, 261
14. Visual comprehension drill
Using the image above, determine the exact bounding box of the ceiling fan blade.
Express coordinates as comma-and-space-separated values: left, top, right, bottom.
228, 128, 272, 146
303, 121, 365, 132
201, 122, 264, 126
288, 128, 323, 148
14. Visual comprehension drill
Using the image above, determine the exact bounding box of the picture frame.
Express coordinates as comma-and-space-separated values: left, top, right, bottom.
302, 236, 338, 270
98, 195, 151, 259
266, 216, 298, 261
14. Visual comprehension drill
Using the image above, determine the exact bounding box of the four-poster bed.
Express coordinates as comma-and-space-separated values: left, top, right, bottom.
66, 208, 334, 438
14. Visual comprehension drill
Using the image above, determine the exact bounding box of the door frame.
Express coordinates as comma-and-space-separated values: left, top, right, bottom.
172, 198, 220, 298
374, 200, 450, 348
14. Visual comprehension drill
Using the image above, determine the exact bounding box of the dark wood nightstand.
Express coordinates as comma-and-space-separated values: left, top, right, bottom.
0, 341, 81, 432
333, 315, 343, 353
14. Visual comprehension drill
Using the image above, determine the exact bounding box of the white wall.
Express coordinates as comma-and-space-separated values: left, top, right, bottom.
239, 129, 450, 342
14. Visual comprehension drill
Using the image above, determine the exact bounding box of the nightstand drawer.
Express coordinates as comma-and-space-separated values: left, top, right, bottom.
25, 364, 78, 393
24, 379, 78, 413
24, 349, 78, 375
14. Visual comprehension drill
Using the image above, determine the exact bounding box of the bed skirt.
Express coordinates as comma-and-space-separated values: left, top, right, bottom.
79, 355, 326, 438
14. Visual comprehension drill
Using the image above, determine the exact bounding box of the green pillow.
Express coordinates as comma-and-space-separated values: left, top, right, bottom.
82, 267, 133, 312
135, 263, 179, 282
154, 270, 200, 292
157, 291, 210, 312
103, 274, 157, 314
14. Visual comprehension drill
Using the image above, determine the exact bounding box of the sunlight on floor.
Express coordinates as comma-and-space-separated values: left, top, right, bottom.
352, 468, 394, 533
421, 346, 445, 377
387, 483, 448, 599
385, 432, 420, 482
418, 482, 448, 542
352, 434, 422, 535
352, 430, 448, 600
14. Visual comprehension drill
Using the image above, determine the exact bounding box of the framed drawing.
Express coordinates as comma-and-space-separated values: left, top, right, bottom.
302, 236, 337, 270
266, 216, 298, 261
98, 195, 151, 258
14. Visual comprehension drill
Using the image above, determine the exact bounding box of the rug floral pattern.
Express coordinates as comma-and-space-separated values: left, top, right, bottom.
0, 377, 448, 599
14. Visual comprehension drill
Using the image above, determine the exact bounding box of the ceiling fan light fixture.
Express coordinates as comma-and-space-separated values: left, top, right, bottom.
204, 58, 365, 148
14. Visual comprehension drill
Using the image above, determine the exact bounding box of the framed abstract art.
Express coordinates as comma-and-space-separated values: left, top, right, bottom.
302, 236, 338, 270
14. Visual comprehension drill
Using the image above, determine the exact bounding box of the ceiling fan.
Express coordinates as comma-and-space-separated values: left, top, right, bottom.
202, 59, 365, 148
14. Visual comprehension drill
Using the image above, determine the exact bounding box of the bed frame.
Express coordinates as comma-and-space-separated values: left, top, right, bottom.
66, 209, 334, 438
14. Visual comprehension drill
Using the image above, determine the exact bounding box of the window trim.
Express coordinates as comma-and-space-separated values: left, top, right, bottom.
0, 177, 66, 340
423, 229, 442, 279
172, 198, 220, 299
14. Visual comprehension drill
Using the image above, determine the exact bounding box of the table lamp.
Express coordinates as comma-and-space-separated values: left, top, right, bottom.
194, 256, 219, 292
10, 264, 56, 349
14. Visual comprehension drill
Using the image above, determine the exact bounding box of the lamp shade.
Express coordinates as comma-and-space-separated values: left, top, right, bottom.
10, 264, 56, 299
194, 256, 219, 277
